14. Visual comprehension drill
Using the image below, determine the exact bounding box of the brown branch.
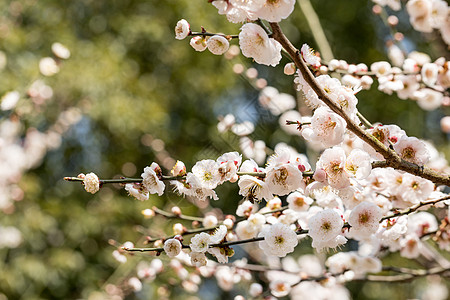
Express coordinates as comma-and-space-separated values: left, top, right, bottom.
381, 195, 450, 222
269, 22, 450, 187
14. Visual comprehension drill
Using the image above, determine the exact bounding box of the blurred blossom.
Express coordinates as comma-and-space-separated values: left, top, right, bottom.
39, 57, 59, 76
0, 226, 22, 248
1, 91, 20, 111
51, 42, 71, 59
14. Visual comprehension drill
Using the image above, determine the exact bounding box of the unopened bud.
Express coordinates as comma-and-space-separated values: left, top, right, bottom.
284, 62, 296, 75
171, 206, 182, 216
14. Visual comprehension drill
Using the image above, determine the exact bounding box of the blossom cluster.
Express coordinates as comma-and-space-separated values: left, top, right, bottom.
69, 0, 450, 298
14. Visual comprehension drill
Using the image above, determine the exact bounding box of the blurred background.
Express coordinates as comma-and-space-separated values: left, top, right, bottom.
0, 0, 449, 299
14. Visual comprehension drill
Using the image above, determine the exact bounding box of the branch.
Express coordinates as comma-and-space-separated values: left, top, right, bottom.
381, 195, 450, 222
269, 22, 450, 187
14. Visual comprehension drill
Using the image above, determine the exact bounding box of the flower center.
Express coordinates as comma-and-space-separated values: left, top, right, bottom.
321, 221, 331, 231
274, 235, 284, 245
295, 197, 305, 207
359, 211, 370, 224
401, 146, 415, 160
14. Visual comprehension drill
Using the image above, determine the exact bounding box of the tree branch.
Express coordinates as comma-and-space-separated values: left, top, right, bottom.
269, 22, 450, 187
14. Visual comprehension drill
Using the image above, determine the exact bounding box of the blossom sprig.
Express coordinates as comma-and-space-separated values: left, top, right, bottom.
270, 22, 450, 187
381, 194, 450, 222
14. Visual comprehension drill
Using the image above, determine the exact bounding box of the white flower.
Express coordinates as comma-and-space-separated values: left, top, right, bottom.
190, 232, 211, 253
400, 235, 422, 258
415, 88, 443, 111
393, 136, 430, 166
164, 239, 182, 258
1, 91, 20, 111
348, 201, 382, 240
258, 223, 298, 257
407, 212, 438, 236
249, 283, 263, 297
125, 183, 149, 201
287, 191, 313, 212
421, 62, 439, 86
212, 0, 265, 23
239, 23, 282, 67
192, 159, 220, 189
231, 121, 255, 136
235, 220, 259, 239
378, 216, 408, 251
238, 175, 273, 202
256, 0, 295, 22
185, 172, 219, 201
217, 151, 242, 183
396, 174, 434, 206
127, 277, 142, 292
308, 209, 346, 251
0, 226, 22, 248
84, 172, 100, 194
51, 42, 71, 59
236, 199, 258, 216
141, 162, 165, 196
266, 163, 303, 196
301, 44, 321, 68
259, 87, 296, 116
39, 57, 59, 76
207, 35, 230, 55
248, 213, 266, 229
345, 149, 372, 180
207, 247, 228, 264
203, 215, 218, 228
217, 113, 236, 133
190, 36, 207, 52
190, 251, 207, 267
175, 19, 190, 40
370, 61, 391, 77
209, 225, 228, 244
301, 107, 347, 149
270, 280, 292, 297
316, 147, 350, 189
171, 160, 186, 176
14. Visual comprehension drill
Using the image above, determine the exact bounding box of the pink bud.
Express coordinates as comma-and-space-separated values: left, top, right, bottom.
313, 168, 327, 182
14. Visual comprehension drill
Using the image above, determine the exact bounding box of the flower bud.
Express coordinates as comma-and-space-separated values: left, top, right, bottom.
284, 62, 296, 75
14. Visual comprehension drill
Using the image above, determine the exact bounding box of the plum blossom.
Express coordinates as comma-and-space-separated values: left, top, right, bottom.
190, 36, 207, 52
125, 183, 149, 201
239, 23, 282, 67
301, 44, 321, 68
308, 209, 347, 251
212, 0, 265, 23
164, 238, 182, 258
265, 149, 304, 196
207, 35, 230, 55
190, 232, 212, 253
238, 175, 273, 202
217, 151, 242, 183
348, 201, 382, 240
258, 223, 298, 257
393, 136, 430, 165
301, 107, 347, 148
175, 19, 190, 40
316, 147, 350, 189
190, 251, 207, 267
287, 191, 313, 212
141, 162, 165, 196
84, 172, 100, 194
256, 0, 295, 22
270, 280, 292, 297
